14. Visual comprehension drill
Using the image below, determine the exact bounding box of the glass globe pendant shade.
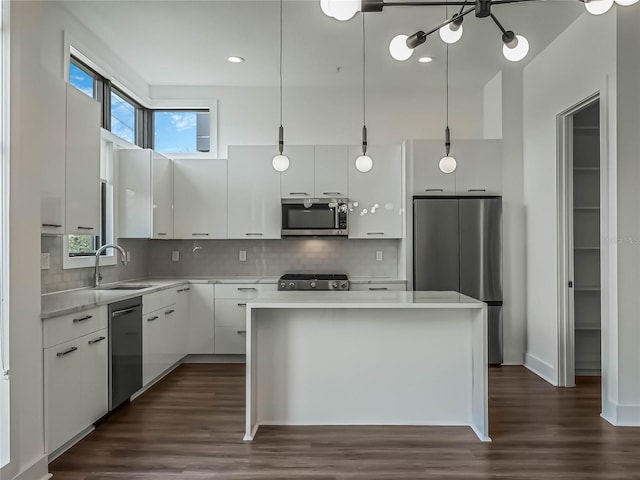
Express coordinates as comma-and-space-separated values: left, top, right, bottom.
355, 155, 373, 173
272, 154, 290, 172
330, 0, 360, 21
389, 34, 414, 61
320, 0, 333, 17
439, 23, 463, 44
615, 0, 638, 5
439, 156, 457, 174
585, 0, 614, 14
503, 35, 529, 62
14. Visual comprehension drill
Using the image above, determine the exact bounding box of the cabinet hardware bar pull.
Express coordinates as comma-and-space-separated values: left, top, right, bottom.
425, 188, 444, 192
147, 316, 159, 322
156, 232, 168, 236
289, 192, 309, 195
237, 303, 247, 307
367, 232, 385, 235
112, 308, 137, 317
245, 233, 263, 236
165, 309, 175, 315
88, 336, 106, 345
183, 287, 190, 291
468, 188, 486, 192
237, 287, 257, 291
77, 226, 94, 230
323, 192, 342, 195
177, 289, 184, 293
57, 346, 78, 357
192, 233, 209, 236
73, 315, 93, 323
42, 223, 62, 228
369, 287, 388, 291
237, 330, 247, 334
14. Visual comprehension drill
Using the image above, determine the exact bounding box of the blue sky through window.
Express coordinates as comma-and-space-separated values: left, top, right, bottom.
69, 62, 94, 98
154, 111, 199, 153
111, 91, 135, 144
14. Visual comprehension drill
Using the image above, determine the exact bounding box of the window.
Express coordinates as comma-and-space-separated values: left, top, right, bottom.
110, 89, 138, 144
153, 110, 210, 153
68, 183, 107, 257
69, 60, 95, 98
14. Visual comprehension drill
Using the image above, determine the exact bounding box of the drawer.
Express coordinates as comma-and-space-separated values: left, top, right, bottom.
43, 307, 106, 348
349, 283, 406, 292
214, 326, 246, 354
161, 287, 179, 307
214, 299, 247, 328
143, 291, 163, 314
215, 284, 265, 300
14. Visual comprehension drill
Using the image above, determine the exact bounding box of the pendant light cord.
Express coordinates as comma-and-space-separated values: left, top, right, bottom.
279, 0, 283, 127
446, 44, 449, 128
362, 14, 366, 127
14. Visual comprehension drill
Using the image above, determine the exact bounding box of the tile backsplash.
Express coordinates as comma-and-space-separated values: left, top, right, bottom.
41, 236, 150, 294
148, 238, 399, 278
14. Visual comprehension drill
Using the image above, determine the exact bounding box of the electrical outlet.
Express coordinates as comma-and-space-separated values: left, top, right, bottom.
376, 251, 383, 261
41, 253, 50, 270
239, 250, 247, 262
126, 251, 131, 262
172, 251, 180, 262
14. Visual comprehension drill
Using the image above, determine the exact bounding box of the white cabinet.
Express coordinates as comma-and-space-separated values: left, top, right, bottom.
412, 140, 456, 195
44, 308, 108, 454
143, 308, 165, 386
314, 145, 349, 198
280, 146, 315, 198
65, 85, 101, 235
187, 284, 215, 354
348, 144, 403, 239
227, 146, 281, 239
173, 159, 227, 239
350, 283, 406, 292
174, 286, 190, 359
39, 74, 67, 234
118, 149, 173, 239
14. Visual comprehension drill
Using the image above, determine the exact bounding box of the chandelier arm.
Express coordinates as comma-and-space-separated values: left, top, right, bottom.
377, 0, 540, 6
422, 6, 475, 37
489, 12, 508, 35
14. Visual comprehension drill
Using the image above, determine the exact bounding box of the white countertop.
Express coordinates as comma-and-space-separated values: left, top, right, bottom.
247, 291, 484, 309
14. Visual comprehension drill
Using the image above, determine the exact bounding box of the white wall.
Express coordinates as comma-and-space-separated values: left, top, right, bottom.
522, 12, 616, 384
483, 71, 502, 140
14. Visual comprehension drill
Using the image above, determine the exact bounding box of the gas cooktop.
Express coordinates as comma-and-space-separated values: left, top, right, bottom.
278, 274, 350, 291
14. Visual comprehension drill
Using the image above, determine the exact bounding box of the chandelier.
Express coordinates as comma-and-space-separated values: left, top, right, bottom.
320, 0, 638, 63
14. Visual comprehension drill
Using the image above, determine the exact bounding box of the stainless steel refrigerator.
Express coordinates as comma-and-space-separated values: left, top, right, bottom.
413, 197, 503, 364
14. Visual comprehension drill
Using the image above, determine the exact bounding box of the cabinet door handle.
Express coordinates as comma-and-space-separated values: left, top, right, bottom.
177, 289, 184, 293
147, 316, 159, 322
237, 287, 257, 291
245, 233, 263, 236
237, 303, 247, 307
165, 309, 175, 315
156, 232, 168, 236
237, 330, 247, 335
468, 188, 486, 192
77, 226, 94, 230
425, 188, 444, 192
323, 192, 343, 196
289, 192, 309, 196
42, 223, 62, 228
367, 232, 385, 236
192, 233, 209, 236
183, 287, 191, 291
73, 315, 93, 323
88, 336, 106, 345
56, 346, 78, 357
369, 287, 388, 291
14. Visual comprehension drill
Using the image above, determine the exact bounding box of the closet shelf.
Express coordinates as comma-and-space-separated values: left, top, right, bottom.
575, 287, 601, 292
574, 246, 600, 250
574, 167, 600, 171
574, 206, 600, 211
576, 324, 602, 331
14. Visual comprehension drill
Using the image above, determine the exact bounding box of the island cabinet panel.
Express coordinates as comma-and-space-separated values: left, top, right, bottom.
187, 284, 215, 354
314, 146, 349, 198
347, 144, 403, 239
280, 146, 315, 198
349, 283, 406, 292
173, 159, 227, 239
227, 146, 282, 239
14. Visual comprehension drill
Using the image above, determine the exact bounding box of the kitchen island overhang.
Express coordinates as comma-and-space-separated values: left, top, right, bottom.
244, 291, 489, 442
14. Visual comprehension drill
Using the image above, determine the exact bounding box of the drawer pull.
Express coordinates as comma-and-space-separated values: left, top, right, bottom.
156, 232, 168, 236
165, 309, 175, 315
57, 346, 78, 357
177, 289, 184, 293
323, 192, 343, 195
192, 233, 209, 236
73, 315, 93, 323
237, 287, 257, 291
468, 188, 487, 192
183, 287, 190, 291
245, 233, 263, 236
369, 287, 388, 291
77, 226, 94, 230
42, 223, 62, 228
147, 316, 159, 322
88, 336, 106, 345
289, 192, 309, 196
367, 232, 385, 236
237, 330, 247, 335
425, 188, 444, 192
237, 303, 247, 307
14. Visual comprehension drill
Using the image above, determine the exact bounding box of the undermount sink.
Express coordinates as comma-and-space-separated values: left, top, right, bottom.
98, 284, 153, 291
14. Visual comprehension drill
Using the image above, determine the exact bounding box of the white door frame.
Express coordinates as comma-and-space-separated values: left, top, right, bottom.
556, 92, 601, 388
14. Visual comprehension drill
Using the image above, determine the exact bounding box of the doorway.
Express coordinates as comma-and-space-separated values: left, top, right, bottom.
558, 94, 603, 387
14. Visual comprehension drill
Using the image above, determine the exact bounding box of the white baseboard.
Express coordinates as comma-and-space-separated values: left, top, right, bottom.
601, 399, 640, 426
3, 454, 48, 480
524, 352, 557, 386
47, 426, 95, 463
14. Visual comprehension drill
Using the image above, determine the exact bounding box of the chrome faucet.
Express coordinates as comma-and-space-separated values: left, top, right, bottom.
94, 243, 128, 288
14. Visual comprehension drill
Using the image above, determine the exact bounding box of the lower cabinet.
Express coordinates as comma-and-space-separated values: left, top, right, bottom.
187, 283, 215, 354
44, 327, 108, 454
350, 283, 407, 292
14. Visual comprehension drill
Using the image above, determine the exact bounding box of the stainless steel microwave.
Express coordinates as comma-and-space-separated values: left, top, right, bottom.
281, 198, 348, 236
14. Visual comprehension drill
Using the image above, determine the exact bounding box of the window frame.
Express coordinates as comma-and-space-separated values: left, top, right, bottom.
110, 86, 142, 146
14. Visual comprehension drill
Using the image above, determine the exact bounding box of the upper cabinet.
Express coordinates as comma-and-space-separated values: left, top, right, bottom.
173, 159, 227, 239
348, 144, 404, 239
227, 146, 281, 239
279, 145, 349, 198
314, 146, 349, 198
411, 139, 502, 196
151, 153, 174, 239
65, 85, 101, 235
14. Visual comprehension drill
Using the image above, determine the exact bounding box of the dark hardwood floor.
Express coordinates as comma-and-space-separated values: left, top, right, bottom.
50, 364, 640, 479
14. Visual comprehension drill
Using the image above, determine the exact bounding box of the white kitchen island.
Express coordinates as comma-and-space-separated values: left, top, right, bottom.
244, 291, 490, 442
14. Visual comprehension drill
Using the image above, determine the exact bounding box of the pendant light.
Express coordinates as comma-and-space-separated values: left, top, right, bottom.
272, 0, 290, 172
355, 13, 373, 173
439, 42, 456, 174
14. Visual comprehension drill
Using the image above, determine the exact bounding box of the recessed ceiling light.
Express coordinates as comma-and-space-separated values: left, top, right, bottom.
227, 56, 245, 64
418, 56, 433, 64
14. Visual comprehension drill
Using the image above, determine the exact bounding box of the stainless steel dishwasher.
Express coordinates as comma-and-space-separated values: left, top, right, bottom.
108, 296, 143, 410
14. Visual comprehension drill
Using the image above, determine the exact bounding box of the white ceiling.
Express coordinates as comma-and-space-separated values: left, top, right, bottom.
61, 0, 583, 90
